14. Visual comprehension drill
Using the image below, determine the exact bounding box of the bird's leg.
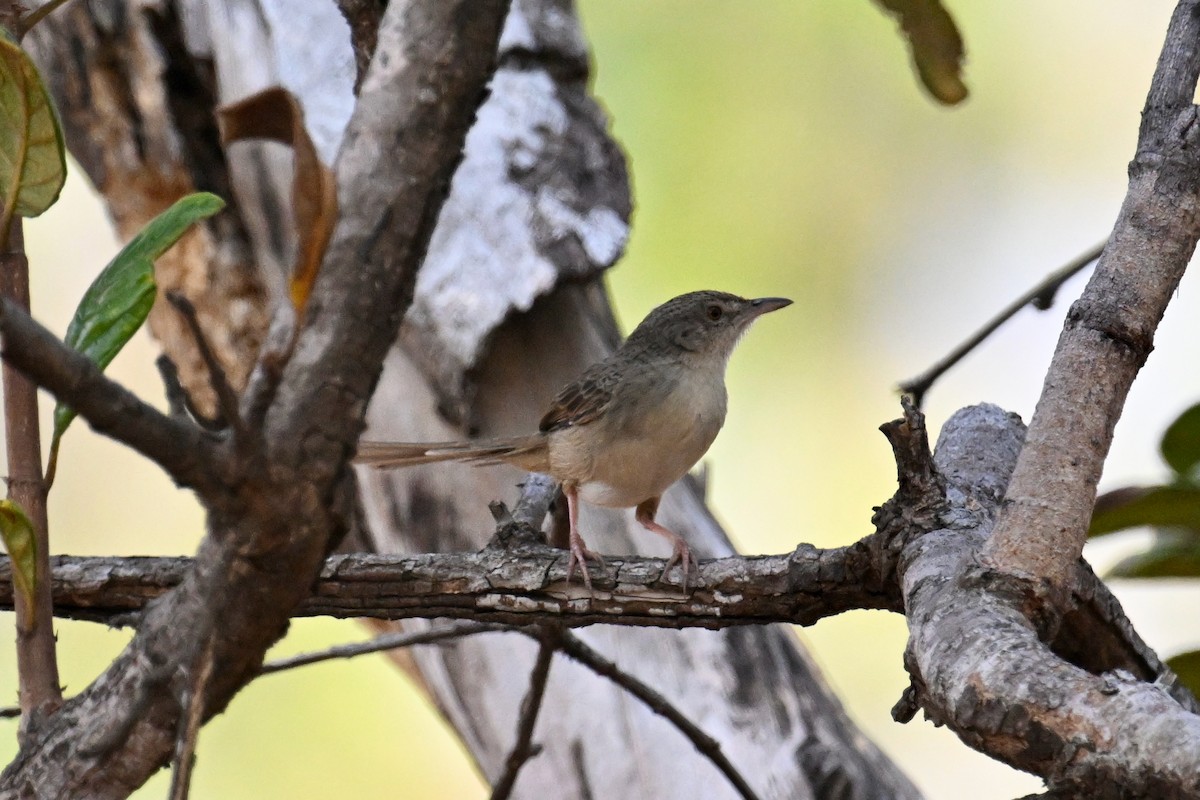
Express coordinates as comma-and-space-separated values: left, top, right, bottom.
634, 496, 693, 588
563, 482, 606, 589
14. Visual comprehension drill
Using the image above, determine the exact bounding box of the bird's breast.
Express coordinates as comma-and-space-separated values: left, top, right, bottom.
550, 364, 727, 508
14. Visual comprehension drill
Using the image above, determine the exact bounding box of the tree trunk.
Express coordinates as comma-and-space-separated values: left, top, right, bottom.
28, 1, 919, 797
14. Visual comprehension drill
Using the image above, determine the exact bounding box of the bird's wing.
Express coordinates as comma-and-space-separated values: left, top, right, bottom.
538, 360, 620, 433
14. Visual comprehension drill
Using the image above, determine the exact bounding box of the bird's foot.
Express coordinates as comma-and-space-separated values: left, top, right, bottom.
658, 539, 694, 590
565, 532, 607, 590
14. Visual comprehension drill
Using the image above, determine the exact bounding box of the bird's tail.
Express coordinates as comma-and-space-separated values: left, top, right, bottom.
355, 435, 549, 472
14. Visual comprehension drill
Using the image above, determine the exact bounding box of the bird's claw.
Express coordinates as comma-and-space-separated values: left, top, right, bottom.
565, 539, 607, 590
658, 540, 694, 590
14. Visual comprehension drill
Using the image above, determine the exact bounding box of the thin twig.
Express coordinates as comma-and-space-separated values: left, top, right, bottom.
490, 628, 561, 800
169, 634, 216, 800
0, 621, 513, 721
155, 355, 191, 421
0, 218, 62, 731
15, 0, 72, 37
165, 292, 244, 439
239, 304, 297, 431
899, 240, 1106, 406
155, 354, 224, 431
260, 621, 506, 674
547, 631, 763, 800
154, 355, 225, 431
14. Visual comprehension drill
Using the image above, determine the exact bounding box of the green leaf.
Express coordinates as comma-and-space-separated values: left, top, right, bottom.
0, 500, 37, 618
871, 0, 968, 105
46, 192, 225, 484
1167, 649, 1200, 699
1161, 402, 1200, 479
1108, 529, 1200, 579
1089, 486, 1200, 537
0, 27, 66, 228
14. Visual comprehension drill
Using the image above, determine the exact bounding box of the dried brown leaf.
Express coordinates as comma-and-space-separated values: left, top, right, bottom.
873, 0, 968, 105
217, 87, 337, 312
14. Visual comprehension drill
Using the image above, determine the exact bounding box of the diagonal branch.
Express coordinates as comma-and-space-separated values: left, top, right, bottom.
0, 296, 224, 495
489, 628, 560, 800
899, 240, 1105, 407
982, 0, 1200, 594
0, 2, 513, 796
261, 620, 507, 675
164, 291, 243, 439
550, 630, 763, 800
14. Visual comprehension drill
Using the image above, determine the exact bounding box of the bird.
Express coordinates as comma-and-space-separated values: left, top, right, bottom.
356, 290, 792, 589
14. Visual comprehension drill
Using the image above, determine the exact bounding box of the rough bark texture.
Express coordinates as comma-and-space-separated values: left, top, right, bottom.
4, 402, 1195, 799
898, 405, 1200, 799
983, 0, 1200, 593
2, 2, 510, 797
14, 0, 1200, 797
24, 1, 918, 799
0, 543, 900, 628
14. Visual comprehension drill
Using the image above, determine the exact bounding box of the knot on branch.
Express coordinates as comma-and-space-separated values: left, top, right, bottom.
961, 558, 1063, 640
1064, 299, 1155, 368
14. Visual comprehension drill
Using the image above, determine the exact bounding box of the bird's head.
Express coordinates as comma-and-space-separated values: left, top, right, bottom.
625, 290, 792, 365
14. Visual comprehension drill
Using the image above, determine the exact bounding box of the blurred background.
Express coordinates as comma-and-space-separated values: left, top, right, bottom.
3, 1, 1198, 797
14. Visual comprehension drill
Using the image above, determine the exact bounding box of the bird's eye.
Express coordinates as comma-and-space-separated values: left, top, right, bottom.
706, 304, 723, 321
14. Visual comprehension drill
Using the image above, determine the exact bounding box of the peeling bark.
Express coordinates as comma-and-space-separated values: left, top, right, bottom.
2, 2, 510, 796
22, 1, 916, 798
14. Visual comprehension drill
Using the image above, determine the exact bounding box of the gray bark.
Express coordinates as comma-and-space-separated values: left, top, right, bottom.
6, 0, 509, 796
25, 1, 918, 799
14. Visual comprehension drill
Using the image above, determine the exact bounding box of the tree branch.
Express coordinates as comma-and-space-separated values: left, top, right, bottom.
0, 2, 512, 796
893, 403, 1200, 796
983, 0, 1200, 594
260, 620, 506, 675
0, 543, 896, 629
489, 628, 559, 800
899, 240, 1105, 407
164, 291, 242, 439
0, 297, 224, 495
0, 220, 61, 732
550, 630, 762, 800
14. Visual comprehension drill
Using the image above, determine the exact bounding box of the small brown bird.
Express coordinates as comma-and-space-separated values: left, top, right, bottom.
356, 290, 791, 588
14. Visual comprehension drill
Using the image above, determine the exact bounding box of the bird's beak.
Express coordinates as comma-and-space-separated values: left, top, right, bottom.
748, 297, 793, 316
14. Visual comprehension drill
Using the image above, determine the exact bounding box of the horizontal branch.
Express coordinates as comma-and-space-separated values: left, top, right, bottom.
0, 542, 900, 629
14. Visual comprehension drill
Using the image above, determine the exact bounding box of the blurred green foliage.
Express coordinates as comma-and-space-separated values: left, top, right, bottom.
1090, 400, 1200, 698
